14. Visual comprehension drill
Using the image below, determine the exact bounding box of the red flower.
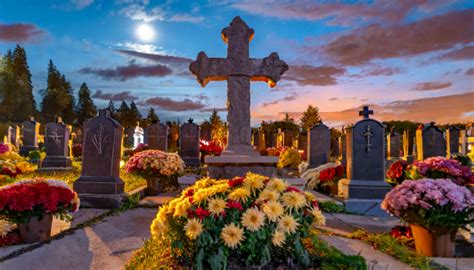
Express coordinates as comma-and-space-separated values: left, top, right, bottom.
319, 167, 336, 182
184, 188, 194, 197
195, 207, 210, 220
391, 226, 412, 239
285, 186, 301, 193
387, 160, 408, 183
228, 177, 244, 187
335, 165, 345, 177
311, 200, 318, 208
226, 200, 243, 211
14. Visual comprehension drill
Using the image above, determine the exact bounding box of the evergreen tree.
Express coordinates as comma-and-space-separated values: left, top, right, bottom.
209, 109, 226, 144
0, 50, 17, 121
283, 113, 295, 124
129, 100, 142, 126
117, 100, 131, 127
12, 45, 36, 122
75, 82, 97, 126
146, 107, 159, 124
106, 100, 116, 119
300, 105, 322, 131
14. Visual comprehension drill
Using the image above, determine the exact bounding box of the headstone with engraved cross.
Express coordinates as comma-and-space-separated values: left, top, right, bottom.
39, 116, 73, 171
20, 116, 40, 156
180, 119, 200, 166
189, 16, 288, 178
145, 122, 169, 151
307, 123, 330, 168
415, 122, 446, 160
74, 109, 125, 208
446, 126, 460, 158
339, 106, 391, 216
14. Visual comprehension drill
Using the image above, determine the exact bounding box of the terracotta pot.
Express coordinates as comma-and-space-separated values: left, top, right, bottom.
19, 214, 53, 243
146, 177, 165, 195
410, 224, 456, 257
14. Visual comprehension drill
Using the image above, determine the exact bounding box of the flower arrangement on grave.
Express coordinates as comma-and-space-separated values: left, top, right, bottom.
125, 150, 185, 194
0, 145, 23, 163
266, 147, 282, 157
0, 179, 80, 243
382, 179, 473, 257
277, 147, 301, 169
199, 140, 223, 156
386, 160, 410, 186
0, 144, 9, 155
149, 172, 326, 269
0, 219, 20, 247
409, 157, 473, 186
300, 163, 345, 195
71, 143, 82, 158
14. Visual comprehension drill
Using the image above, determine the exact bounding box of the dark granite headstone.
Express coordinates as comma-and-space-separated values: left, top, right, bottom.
387, 130, 401, 158
297, 132, 307, 151
307, 123, 330, 168
446, 126, 460, 157
340, 106, 391, 216
267, 133, 276, 148
252, 132, 260, 149
74, 110, 125, 208
460, 130, 467, 155
10, 125, 20, 148
20, 116, 40, 156
145, 122, 169, 151
0, 123, 11, 144
200, 124, 212, 142
283, 130, 293, 147
416, 122, 446, 160
180, 120, 200, 166
39, 117, 73, 170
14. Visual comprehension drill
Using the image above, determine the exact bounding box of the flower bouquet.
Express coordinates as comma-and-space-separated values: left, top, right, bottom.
0, 219, 20, 247
410, 157, 473, 186
386, 160, 410, 186
71, 143, 82, 158
277, 147, 301, 169
301, 163, 345, 195
382, 179, 473, 257
125, 150, 185, 195
150, 172, 325, 269
0, 179, 80, 243
199, 140, 223, 162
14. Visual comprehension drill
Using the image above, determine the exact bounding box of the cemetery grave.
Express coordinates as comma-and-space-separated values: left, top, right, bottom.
0, 5, 473, 270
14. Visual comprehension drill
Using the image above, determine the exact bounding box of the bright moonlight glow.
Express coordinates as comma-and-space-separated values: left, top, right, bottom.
136, 24, 155, 42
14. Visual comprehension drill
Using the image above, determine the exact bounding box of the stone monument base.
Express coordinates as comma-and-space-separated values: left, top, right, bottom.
344, 199, 389, 217
339, 179, 392, 217
205, 155, 278, 179
73, 176, 125, 209
19, 146, 38, 156
39, 156, 73, 171
182, 157, 200, 167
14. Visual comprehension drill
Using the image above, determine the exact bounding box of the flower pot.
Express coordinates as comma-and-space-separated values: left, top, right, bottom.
410, 224, 456, 257
146, 177, 165, 195
19, 214, 53, 243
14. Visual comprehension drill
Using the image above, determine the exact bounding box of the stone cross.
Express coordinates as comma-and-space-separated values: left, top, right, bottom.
359, 106, 374, 119
189, 16, 288, 155
362, 125, 374, 152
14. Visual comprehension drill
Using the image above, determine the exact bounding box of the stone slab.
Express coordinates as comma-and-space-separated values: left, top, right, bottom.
323, 213, 401, 234
205, 155, 278, 164
431, 258, 474, 270
138, 191, 180, 207
344, 199, 390, 217
306, 190, 343, 205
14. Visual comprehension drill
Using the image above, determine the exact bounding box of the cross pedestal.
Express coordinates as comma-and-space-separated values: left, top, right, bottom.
189, 16, 288, 179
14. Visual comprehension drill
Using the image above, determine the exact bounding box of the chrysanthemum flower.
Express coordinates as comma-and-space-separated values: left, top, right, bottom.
281, 191, 307, 211
266, 178, 288, 192
228, 187, 251, 203
262, 201, 284, 222
272, 230, 286, 247
208, 198, 227, 216
221, 223, 245, 249
278, 215, 300, 234
244, 172, 265, 191
241, 208, 265, 232
150, 218, 168, 239
310, 207, 326, 226
184, 218, 203, 240
258, 189, 280, 202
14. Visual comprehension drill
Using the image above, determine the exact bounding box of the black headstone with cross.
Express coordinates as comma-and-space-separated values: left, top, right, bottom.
39, 116, 73, 171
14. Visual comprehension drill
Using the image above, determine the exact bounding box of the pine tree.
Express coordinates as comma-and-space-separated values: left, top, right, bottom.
129, 100, 142, 127
300, 105, 322, 131
106, 100, 116, 119
283, 113, 294, 124
146, 107, 159, 124
0, 50, 17, 121
12, 45, 36, 122
75, 82, 97, 126
117, 101, 131, 127
209, 109, 226, 144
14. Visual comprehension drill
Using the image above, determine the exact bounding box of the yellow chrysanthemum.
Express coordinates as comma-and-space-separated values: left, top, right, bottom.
262, 201, 284, 222
208, 198, 227, 216
184, 218, 203, 240
173, 199, 192, 218
304, 191, 316, 202
221, 223, 245, 249
258, 189, 280, 202
281, 191, 307, 211
244, 172, 265, 191
241, 208, 265, 232
228, 187, 251, 202
278, 215, 300, 234
150, 218, 168, 238
310, 207, 326, 226
272, 230, 286, 247
267, 178, 288, 192
0, 220, 16, 237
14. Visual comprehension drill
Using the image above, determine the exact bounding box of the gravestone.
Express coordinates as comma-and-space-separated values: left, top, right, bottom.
276, 129, 284, 148
307, 123, 330, 168
145, 122, 169, 151
74, 110, 125, 208
340, 106, 391, 216
446, 126, 460, 157
267, 133, 276, 148
257, 130, 266, 152
416, 122, 446, 160
283, 130, 293, 147
200, 123, 212, 142
39, 117, 73, 171
10, 125, 20, 148
402, 130, 414, 163
387, 129, 401, 158
297, 132, 307, 158
123, 127, 134, 148
0, 123, 11, 144
179, 119, 200, 166
252, 132, 260, 149
339, 130, 347, 166
460, 130, 468, 155
20, 116, 40, 156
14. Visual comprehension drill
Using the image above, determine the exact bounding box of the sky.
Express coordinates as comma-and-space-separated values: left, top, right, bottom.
0, 0, 473, 127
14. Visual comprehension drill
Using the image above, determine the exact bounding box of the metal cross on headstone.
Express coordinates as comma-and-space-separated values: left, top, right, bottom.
189, 16, 288, 155
362, 125, 374, 152
359, 106, 374, 119
48, 130, 63, 145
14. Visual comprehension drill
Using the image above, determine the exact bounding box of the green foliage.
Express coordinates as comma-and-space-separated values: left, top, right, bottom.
144, 107, 159, 127
382, 120, 422, 134
75, 82, 97, 126
318, 201, 344, 213
27, 150, 43, 161
350, 230, 449, 270
300, 105, 322, 131
453, 154, 472, 167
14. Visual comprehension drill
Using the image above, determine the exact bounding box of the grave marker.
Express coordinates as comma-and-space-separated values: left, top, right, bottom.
416, 122, 446, 160
39, 116, 73, 171
20, 116, 40, 156
179, 119, 200, 166
307, 123, 330, 168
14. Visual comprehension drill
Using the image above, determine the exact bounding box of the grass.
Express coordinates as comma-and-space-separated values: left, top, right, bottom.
10, 161, 146, 192
318, 201, 345, 213
349, 229, 449, 270
126, 233, 367, 270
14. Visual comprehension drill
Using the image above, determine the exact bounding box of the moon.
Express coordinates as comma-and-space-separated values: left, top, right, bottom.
136, 24, 155, 42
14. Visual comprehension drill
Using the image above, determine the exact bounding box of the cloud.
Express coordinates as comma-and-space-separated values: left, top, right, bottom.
79, 62, 173, 81
412, 81, 452, 91
92, 90, 138, 101
284, 65, 345, 86
466, 68, 474, 76
437, 46, 474, 61
318, 9, 474, 65
169, 13, 204, 23
119, 4, 165, 22
0, 23, 46, 43
115, 49, 192, 66
137, 97, 206, 111
351, 66, 401, 78
200, 107, 227, 113
231, 0, 453, 26
71, 0, 94, 9
262, 92, 298, 107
